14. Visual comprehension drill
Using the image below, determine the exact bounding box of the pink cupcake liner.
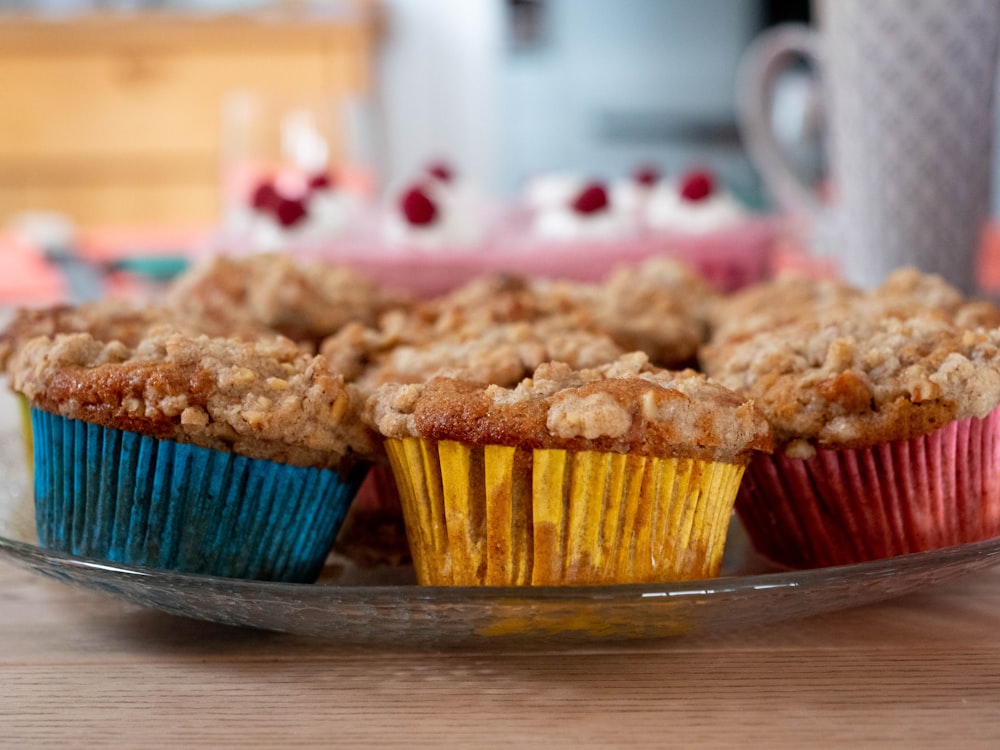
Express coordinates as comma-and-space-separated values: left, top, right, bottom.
737, 407, 1000, 569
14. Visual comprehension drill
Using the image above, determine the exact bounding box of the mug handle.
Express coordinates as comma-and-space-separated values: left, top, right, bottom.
736, 23, 824, 218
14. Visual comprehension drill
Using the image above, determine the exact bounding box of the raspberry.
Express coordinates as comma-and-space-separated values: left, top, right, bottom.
427, 162, 453, 183
274, 196, 308, 227
633, 165, 660, 187
679, 169, 715, 202
308, 172, 334, 191
571, 183, 609, 214
250, 180, 281, 212
400, 185, 438, 226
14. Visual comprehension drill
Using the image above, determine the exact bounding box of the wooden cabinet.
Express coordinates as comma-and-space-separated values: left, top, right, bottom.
0, 8, 379, 227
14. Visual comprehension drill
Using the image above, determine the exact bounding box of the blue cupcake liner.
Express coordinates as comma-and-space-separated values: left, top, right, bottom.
31, 408, 368, 582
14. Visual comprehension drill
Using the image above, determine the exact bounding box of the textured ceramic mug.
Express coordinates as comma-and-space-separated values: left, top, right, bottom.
738, 0, 1000, 293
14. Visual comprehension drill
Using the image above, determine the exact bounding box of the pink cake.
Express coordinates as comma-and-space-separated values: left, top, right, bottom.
486, 169, 779, 292
217, 163, 780, 299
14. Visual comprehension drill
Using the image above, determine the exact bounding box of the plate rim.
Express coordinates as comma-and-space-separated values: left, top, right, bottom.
5, 531, 1000, 645
4, 530, 1000, 604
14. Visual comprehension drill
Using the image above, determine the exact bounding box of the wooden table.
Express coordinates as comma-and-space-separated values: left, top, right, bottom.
2, 552, 1000, 747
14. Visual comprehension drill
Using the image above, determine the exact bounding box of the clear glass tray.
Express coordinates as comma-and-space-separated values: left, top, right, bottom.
4, 526, 1000, 648
3, 408, 1000, 648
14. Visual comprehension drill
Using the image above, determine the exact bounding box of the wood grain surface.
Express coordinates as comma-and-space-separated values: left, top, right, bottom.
2, 556, 1000, 748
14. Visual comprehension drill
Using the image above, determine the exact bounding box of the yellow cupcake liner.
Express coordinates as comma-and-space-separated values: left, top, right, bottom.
385, 437, 745, 586
18, 394, 33, 474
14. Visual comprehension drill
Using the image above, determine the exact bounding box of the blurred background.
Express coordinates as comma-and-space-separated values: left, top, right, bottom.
0, 0, 811, 231
13, 0, 1000, 303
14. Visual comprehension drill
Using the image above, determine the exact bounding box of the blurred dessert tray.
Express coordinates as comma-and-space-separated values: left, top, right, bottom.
213, 213, 783, 299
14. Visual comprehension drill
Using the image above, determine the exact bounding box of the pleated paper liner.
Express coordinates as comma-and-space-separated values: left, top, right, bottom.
737, 407, 1000, 569
385, 437, 746, 586
31, 409, 368, 582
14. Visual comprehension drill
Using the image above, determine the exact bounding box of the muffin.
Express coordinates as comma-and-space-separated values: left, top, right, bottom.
703, 294, 1000, 569
10, 327, 376, 582
365, 352, 772, 586
164, 252, 413, 348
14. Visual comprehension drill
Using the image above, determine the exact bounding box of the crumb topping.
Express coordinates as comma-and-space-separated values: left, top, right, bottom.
708, 267, 1000, 349
595, 257, 718, 367
366, 352, 772, 464
704, 313, 1000, 453
11, 328, 377, 469
0, 301, 172, 375
353, 316, 626, 396
320, 262, 714, 394
413, 273, 599, 338
165, 253, 413, 345
707, 275, 862, 346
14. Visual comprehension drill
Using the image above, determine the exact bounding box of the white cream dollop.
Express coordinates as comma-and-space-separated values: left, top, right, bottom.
384, 180, 485, 251
644, 182, 747, 234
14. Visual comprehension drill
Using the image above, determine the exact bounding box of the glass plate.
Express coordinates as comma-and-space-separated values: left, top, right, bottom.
3, 529, 1000, 648
3, 404, 1000, 649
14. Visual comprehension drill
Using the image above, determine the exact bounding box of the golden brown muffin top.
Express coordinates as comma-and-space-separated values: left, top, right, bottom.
414, 272, 598, 339
708, 267, 1000, 349
11, 327, 377, 470
349, 315, 626, 396
0, 300, 173, 375
594, 256, 718, 368
366, 352, 772, 464
317, 271, 625, 395
707, 274, 862, 346
703, 312, 1000, 455
420, 263, 716, 369
165, 252, 414, 346
320, 262, 714, 393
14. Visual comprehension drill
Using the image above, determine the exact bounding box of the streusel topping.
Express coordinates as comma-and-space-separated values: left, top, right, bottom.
321, 262, 714, 393
707, 268, 1000, 350
414, 273, 597, 339
11, 328, 376, 469
707, 274, 862, 347
0, 301, 172, 374
594, 257, 718, 367
366, 352, 772, 464
165, 253, 413, 346
703, 313, 1000, 455
352, 315, 626, 395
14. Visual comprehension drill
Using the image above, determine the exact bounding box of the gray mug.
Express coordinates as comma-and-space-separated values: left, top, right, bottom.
738, 0, 1000, 294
